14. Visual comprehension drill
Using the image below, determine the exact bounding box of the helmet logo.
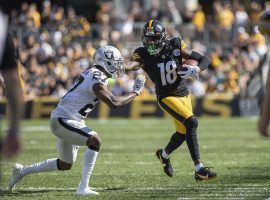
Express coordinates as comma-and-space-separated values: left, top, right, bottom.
156, 24, 163, 32
104, 50, 114, 59
173, 49, 180, 56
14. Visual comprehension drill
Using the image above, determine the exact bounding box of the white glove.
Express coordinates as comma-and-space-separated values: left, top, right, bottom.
133, 75, 146, 95
177, 64, 200, 79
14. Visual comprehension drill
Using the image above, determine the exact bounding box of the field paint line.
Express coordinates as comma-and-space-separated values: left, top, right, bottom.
5, 187, 270, 192
2, 125, 50, 132
103, 161, 156, 165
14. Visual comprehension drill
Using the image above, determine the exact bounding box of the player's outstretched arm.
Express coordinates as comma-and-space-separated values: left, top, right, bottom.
125, 61, 142, 71
93, 75, 146, 109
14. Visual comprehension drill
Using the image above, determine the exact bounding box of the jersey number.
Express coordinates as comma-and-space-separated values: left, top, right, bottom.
93, 71, 107, 83
62, 76, 85, 99
157, 61, 177, 86
79, 104, 94, 117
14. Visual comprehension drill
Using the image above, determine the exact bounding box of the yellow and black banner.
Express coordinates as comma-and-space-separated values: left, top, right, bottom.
0, 94, 259, 119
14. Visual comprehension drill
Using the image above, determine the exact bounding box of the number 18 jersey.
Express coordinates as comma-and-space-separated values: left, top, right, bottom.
132, 37, 188, 97
51, 68, 108, 121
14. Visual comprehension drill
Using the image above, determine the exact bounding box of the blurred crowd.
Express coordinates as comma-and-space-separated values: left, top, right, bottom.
0, 0, 268, 99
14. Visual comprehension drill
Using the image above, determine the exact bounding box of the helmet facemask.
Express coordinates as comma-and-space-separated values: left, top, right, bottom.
142, 34, 167, 55
104, 57, 125, 79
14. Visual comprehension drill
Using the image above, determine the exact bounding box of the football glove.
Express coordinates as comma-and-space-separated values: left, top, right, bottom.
133, 75, 146, 95
178, 64, 200, 79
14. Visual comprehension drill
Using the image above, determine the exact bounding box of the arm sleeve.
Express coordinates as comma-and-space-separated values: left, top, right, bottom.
189, 51, 210, 71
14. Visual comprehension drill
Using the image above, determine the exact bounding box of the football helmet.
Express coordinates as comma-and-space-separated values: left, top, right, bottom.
141, 19, 167, 55
93, 46, 125, 78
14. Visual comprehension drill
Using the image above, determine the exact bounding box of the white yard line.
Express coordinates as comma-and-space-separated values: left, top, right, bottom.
3, 186, 270, 192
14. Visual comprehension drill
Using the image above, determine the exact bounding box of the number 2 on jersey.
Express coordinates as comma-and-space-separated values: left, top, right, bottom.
62, 76, 85, 99
158, 61, 177, 85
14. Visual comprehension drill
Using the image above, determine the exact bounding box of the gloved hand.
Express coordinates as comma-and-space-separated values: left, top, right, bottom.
133, 75, 146, 95
178, 64, 200, 79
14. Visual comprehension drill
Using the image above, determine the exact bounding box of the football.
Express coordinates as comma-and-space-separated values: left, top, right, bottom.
179, 59, 198, 73
182, 59, 198, 66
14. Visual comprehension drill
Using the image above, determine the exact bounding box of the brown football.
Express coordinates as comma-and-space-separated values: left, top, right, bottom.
182, 59, 198, 66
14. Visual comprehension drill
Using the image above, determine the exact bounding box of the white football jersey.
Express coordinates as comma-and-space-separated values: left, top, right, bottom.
51, 68, 108, 121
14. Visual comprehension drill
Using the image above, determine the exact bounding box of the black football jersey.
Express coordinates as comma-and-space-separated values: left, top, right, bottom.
133, 37, 188, 97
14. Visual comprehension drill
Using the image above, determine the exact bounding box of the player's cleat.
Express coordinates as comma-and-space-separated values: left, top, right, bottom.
9, 163, 24, 192
155, 149, 174, 177
76, 186, 99, 195
195, 166, 217, 181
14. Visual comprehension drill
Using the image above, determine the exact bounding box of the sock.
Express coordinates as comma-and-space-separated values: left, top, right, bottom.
162, 149, 169, 159
165, 132, 186, 154
184, 116, 200, 161
78, 148, 98, 188
195, 163, 203, 172
20, 158, 58, 177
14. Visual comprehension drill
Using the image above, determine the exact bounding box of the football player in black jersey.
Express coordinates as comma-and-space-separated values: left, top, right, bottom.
0, 11, 24, 159
126, 19, 217, 181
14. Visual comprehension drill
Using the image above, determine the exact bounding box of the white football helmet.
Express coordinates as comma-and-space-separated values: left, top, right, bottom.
93, 46, 125, 78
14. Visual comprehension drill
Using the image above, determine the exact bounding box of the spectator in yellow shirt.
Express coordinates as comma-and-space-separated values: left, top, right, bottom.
192, 5, 205, 33
216, 3, 234, 30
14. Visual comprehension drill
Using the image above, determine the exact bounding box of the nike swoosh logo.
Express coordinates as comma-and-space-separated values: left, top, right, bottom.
158, 154, 166, 166
196, 174, 209, 180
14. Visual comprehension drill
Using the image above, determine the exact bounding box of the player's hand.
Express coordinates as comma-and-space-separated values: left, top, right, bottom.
178, 64, 200, 79
2, 127, 22, 159
133, 75, 146, 95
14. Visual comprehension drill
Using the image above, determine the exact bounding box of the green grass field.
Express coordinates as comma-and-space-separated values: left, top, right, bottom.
1, 117, 270, 200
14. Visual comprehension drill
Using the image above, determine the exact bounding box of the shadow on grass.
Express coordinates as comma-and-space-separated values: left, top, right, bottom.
0, 186, 129, 197
103, 187, 128, 191
222, 165, 270, 184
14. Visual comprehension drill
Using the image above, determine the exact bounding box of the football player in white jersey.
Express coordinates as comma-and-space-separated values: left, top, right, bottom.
9, 46, 146, 195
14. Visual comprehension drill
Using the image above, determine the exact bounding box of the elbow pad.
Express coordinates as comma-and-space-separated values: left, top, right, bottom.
189, 51, 210, 71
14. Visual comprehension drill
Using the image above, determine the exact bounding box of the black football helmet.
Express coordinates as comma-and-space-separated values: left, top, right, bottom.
142, 19, 167, 55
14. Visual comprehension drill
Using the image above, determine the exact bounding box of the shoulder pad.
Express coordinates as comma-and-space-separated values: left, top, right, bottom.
169, 37, 181, 48
133, 47, 147, 60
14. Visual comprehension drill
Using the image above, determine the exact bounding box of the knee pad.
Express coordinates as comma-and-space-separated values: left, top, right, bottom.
184, 116, 198, 129
87, 132, 102, 152
57, 159, 72, 170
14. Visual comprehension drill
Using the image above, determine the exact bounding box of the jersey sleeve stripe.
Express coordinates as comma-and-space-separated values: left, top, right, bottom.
58, 118, 90, 138
148, 19, 154, 30
180, 40, 187, 50
133, 53, 141, 58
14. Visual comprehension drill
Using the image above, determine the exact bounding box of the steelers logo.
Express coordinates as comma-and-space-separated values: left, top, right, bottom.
173, 49, 180, 57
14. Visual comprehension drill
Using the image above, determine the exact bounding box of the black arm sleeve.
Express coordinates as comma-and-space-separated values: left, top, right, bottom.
189, 51, 210, 71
